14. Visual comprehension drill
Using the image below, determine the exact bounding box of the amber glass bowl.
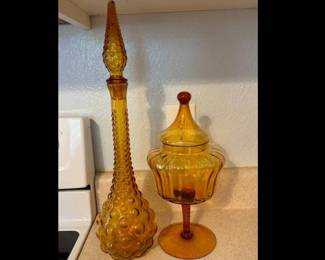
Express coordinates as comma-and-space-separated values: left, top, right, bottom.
148, 144, 224, 205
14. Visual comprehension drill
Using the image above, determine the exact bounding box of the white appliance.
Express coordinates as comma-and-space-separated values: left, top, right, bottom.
59, 117, 96, 260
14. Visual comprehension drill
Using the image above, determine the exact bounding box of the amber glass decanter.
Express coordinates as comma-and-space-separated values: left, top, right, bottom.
96, 1, 157, 259
148, 91, 225, 259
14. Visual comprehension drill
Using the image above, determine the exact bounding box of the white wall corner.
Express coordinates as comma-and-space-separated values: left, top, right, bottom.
59, 0, 91, 30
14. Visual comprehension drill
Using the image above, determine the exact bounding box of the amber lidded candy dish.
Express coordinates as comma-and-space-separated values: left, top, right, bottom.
147, 91, 225, 259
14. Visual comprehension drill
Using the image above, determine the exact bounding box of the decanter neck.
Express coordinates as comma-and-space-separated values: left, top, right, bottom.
108, 81, 134, 181
107, 78, 128, 100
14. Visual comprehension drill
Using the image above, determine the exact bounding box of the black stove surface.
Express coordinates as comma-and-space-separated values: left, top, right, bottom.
58, 231, 79, 260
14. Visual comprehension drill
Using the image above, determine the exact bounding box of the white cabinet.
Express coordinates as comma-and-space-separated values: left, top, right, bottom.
59, 0, 257, 29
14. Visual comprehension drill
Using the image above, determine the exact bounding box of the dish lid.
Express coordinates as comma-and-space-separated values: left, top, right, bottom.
160, 91, 209, 147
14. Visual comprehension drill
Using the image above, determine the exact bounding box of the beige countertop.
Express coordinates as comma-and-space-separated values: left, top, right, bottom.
79, 167, 257, 259
79, 208, 256, 260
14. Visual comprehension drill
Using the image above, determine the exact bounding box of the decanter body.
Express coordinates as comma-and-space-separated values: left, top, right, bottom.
96, 2, 157, 259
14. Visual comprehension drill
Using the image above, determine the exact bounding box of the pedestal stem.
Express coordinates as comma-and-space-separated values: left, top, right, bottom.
181, 204, 193, 239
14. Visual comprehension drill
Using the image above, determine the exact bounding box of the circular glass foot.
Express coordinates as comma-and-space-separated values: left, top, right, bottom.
158, 223, 216, 259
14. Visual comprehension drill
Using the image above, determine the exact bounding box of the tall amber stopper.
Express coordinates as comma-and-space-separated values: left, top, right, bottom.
96, 1, 157, 259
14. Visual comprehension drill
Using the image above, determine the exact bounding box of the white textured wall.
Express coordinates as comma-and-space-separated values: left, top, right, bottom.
59, 9, 257, 171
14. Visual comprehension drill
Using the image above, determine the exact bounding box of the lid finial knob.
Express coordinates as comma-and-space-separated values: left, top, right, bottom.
177, 91, 191, 105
